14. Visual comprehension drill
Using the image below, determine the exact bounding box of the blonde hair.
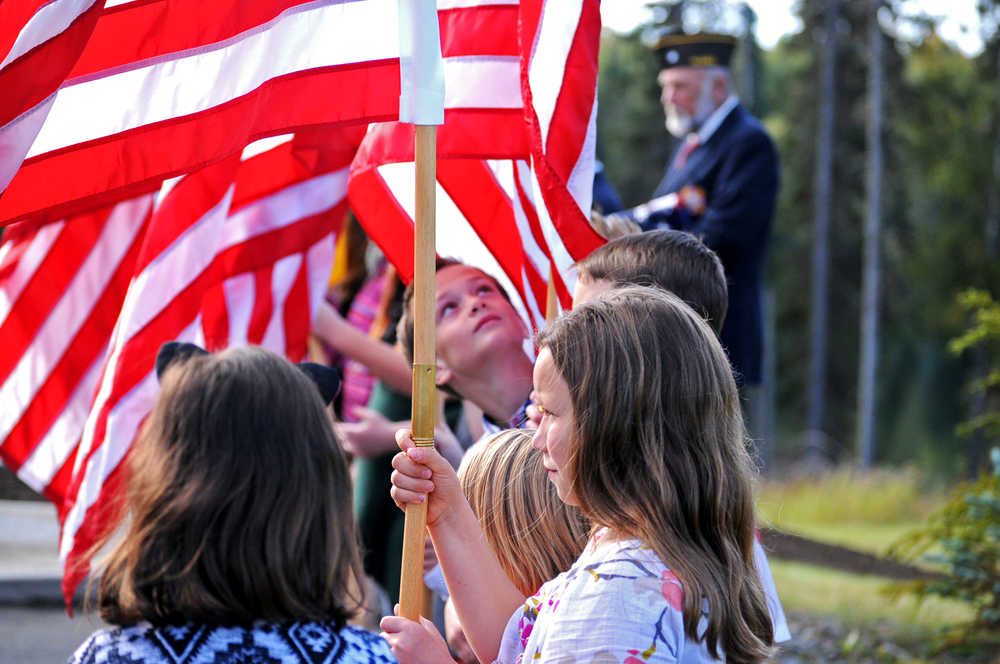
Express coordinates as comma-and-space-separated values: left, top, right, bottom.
458, 429, 589, 596
536, 286, 772, 663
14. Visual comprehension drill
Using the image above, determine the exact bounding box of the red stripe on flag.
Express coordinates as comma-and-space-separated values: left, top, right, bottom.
200, 283, 230, 352
248, 266, 275, 345
1, 62, 399, 229
282, 258, 312, 362
439, 5, 518, 58
137, 157, 241, 273
348, 166, 417, 283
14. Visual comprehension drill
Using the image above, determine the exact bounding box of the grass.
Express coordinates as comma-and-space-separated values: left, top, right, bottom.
769, 559, 975, 631
756, 466, 947, 556
755, 465, 990, 657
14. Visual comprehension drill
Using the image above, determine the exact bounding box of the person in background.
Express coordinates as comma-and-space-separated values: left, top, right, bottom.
613, 32, 779, 389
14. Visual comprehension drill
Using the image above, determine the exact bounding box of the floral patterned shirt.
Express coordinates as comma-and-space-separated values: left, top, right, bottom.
496, 529, 748, 664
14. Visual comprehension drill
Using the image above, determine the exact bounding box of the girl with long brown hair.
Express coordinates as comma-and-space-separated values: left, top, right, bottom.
71, 345, 394, 664
383, 286, 774, 664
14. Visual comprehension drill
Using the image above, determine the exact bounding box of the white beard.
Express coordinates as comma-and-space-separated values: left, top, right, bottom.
664, 75, 718, 138
665, 107, 692, 138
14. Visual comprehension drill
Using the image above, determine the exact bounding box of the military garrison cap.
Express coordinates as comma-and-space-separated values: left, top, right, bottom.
654, 32, 736, 69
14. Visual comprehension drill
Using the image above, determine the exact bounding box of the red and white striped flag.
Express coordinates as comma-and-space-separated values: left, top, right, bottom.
0, 0, 448, 605
0, 126, 364, 606
349, 0, 604, 329
0, 0, 442, 230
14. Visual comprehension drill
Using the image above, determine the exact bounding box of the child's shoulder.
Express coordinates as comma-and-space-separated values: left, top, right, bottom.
69, 621, 396, 664
552, 530, 685, 617
68, 623, 159, 664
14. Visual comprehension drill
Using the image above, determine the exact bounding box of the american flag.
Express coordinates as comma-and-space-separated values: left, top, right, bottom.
0, 0, 602, 607
351, 0, 603, 329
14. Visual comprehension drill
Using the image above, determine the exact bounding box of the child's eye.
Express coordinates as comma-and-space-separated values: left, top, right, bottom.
476, 284, 492, 295
439, 302, 457, 317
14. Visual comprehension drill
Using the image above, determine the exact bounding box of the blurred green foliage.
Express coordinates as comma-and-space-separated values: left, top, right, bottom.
888, 290, 1000, 643
596, 1, 1000, 477
888, 448, 1000, 640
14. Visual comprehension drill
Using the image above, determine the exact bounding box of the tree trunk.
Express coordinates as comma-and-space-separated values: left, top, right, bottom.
807, 0, 838, 464
857, 0, 883, 468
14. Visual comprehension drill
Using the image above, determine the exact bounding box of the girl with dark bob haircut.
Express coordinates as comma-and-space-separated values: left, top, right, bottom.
71, 346, 394, 664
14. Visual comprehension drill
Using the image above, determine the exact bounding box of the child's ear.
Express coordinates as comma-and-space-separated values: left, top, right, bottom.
434, 359, 454, 387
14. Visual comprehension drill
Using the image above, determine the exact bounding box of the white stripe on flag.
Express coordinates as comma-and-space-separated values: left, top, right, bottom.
566, 94, 597, 215
222, 273, 256, 348
260, 253, 304, 353
29, 0, 400, 158
0, 95, 57, 194
527, 0, 583, 146
304, 235, 336, 324
443, 57, 520, 109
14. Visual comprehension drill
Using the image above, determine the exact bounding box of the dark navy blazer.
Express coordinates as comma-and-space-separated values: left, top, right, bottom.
641, 103, 779, 385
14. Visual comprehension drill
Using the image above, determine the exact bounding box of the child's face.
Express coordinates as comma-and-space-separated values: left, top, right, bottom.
572, 274, 613, 307
434, 264, 527, 384
531, 347, 578, 506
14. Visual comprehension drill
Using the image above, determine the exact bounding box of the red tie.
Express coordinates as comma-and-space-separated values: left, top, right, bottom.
674, 135, 699, 170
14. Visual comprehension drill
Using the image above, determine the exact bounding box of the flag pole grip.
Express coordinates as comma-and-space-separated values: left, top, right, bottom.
398, 124, 437, 622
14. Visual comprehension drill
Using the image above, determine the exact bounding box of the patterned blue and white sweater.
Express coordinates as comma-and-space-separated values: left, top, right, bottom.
69, 621, 396, 664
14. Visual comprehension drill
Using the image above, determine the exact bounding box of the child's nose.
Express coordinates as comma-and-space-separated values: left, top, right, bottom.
531, 428, 546, 451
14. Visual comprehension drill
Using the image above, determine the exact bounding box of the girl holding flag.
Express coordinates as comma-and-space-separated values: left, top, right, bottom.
383, 286, 774, 664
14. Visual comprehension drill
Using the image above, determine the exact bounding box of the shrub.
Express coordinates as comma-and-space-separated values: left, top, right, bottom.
887, 448, 1000, 639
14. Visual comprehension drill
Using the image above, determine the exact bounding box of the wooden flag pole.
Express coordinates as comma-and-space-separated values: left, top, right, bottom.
545, 264, 559, 325
398, 124, 437, 621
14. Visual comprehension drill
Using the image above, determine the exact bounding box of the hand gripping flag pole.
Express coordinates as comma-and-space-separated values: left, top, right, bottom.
397, 0, 444, 622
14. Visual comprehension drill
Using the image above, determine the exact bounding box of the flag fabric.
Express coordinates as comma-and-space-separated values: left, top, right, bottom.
348, 0, 603, 329
0, 0, 600, 608
0, 0, 444, 231
0, 126, 363, 606
0, 0, 106, 194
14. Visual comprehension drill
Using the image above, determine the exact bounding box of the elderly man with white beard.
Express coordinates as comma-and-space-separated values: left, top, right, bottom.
613, 31, 779, 391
